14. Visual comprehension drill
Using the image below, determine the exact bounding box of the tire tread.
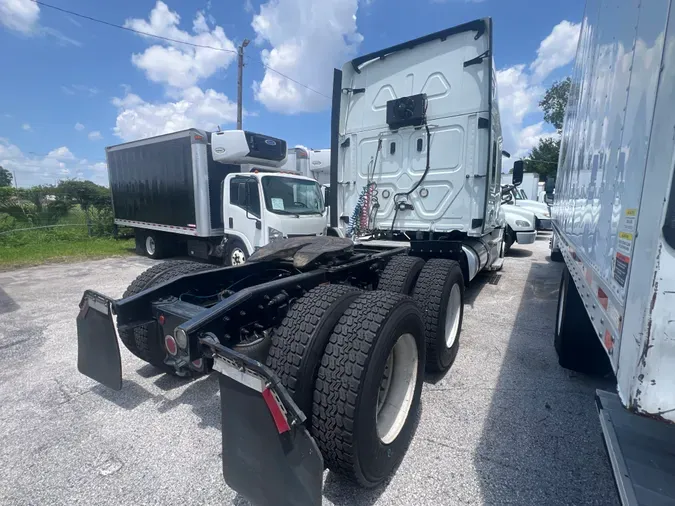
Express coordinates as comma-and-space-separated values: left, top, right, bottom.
377, 256, 425, 294
311, 291, 414, 483
413, 258, 463, 373
266, 284, 361, 414
119, 260, 215, 371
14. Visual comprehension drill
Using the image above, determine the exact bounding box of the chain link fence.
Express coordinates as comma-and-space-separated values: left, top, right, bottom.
0, 182, 131, 248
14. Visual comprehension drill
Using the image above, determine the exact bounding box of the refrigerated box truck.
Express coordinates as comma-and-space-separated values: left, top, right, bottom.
551, 0, 675, 503
107, 130, 327, 265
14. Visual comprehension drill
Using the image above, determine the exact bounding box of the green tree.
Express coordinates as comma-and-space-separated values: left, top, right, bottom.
0, 166, 13, 187
56, 180, 111, 210
539, 77, 571, 132
525, 137, 560, 178
524, 77, 572, 179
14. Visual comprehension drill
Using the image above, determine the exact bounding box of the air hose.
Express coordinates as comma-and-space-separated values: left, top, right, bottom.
348, 139, 382, 237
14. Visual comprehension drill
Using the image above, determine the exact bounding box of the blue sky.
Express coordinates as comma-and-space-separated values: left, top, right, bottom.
0, 0, 585, 186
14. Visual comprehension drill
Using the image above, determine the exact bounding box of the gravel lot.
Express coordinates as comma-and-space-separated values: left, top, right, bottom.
0, 234, 618, 505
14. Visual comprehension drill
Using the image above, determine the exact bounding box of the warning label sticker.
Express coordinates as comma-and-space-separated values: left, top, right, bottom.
613, 208, 638, 288
614, 252, 630, 287
617, 231, 633, 255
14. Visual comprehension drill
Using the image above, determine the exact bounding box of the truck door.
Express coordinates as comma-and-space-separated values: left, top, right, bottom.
224, 175, 264, 253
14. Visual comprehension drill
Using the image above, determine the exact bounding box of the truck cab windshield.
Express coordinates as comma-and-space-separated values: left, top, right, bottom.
261, 176, 324, 215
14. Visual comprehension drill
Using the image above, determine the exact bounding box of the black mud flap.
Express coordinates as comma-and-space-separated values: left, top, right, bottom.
76, 290, 122, 390
210, 345, 323, 506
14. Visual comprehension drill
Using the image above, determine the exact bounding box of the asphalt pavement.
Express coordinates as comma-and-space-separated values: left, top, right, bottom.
0, 234, 619, 505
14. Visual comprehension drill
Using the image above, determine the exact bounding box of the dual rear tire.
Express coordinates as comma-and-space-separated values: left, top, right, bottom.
265, 255, 465, 487
377, 255, 464, 373
119, 260, 217, 374
555, 266, 611, 375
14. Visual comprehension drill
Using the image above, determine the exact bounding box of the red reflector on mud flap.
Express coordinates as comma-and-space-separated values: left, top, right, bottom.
262, 387, 291, 434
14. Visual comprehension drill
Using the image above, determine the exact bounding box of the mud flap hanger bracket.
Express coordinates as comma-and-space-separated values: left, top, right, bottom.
200, 336, 307, 430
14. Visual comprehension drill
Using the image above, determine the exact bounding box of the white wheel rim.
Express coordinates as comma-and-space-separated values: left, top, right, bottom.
557, 281, 565, 335
376, 333, 418, 445
444, 284, 462, 348
145, 236, 156, 256
231, 248, 246, 265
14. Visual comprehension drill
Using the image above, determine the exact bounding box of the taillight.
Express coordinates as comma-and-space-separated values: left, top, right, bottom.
164, 335, 178, 356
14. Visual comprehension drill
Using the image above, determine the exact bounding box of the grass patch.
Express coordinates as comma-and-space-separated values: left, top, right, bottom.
0, 229, 135, 269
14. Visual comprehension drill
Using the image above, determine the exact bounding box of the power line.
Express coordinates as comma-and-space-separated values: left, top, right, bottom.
32, 0, 331, 99
248, 56, 331, 99
31, 0, 237, 54
524, 159, 559, 165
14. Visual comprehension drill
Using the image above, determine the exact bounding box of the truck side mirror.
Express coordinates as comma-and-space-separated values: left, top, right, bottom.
545, 176, 556, 194
237, 182, 248, 206
501, 150, 511, 159
324, 186, 330, 205
512, 160, 524, 186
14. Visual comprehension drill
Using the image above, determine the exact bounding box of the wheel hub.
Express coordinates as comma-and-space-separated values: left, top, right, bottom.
444, 284, 462, 348
231, 248, 246, 265
376, 333, 418, 445
145, 236, 156, 256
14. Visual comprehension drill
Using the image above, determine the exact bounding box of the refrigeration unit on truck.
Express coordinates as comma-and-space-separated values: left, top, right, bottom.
77, 18, 511, 506
107, 129, 327, 265
281, 146, 331, 185
551, 0, 675, 503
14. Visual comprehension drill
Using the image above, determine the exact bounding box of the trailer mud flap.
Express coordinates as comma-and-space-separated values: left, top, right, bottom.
211, 349, 323, 506
76, 290, 122, 391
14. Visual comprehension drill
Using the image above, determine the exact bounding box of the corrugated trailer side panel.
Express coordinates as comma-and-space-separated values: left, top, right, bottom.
618, 1, 675, 420
107, 134, 197, 228
556, 0, 675, 420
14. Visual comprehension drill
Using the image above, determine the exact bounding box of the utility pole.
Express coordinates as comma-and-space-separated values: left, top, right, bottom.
237, 39, 250, 130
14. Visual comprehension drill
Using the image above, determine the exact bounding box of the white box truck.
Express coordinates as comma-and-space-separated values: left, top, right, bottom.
551, 0, 675, 503
107, 130, 327, 265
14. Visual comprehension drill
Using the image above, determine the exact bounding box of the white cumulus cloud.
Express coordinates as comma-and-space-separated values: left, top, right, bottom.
88, 131, 102, 141
124, 1, 236, 90
0, 0, 79, 45
21, 123, 31, 131
112, 2, 239, 142
112, 87, 237, 142
251, 0, 363, 113
0, 0, 39, 34
0, 138, 107, 186
498, 20, 580, 169
74, 122, 85, 131
530, 21, 581, 83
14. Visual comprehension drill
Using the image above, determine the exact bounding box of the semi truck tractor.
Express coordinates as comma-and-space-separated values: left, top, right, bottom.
107, 129, 327, 265
551, 0, 675, 503
77, 18, 515, 506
